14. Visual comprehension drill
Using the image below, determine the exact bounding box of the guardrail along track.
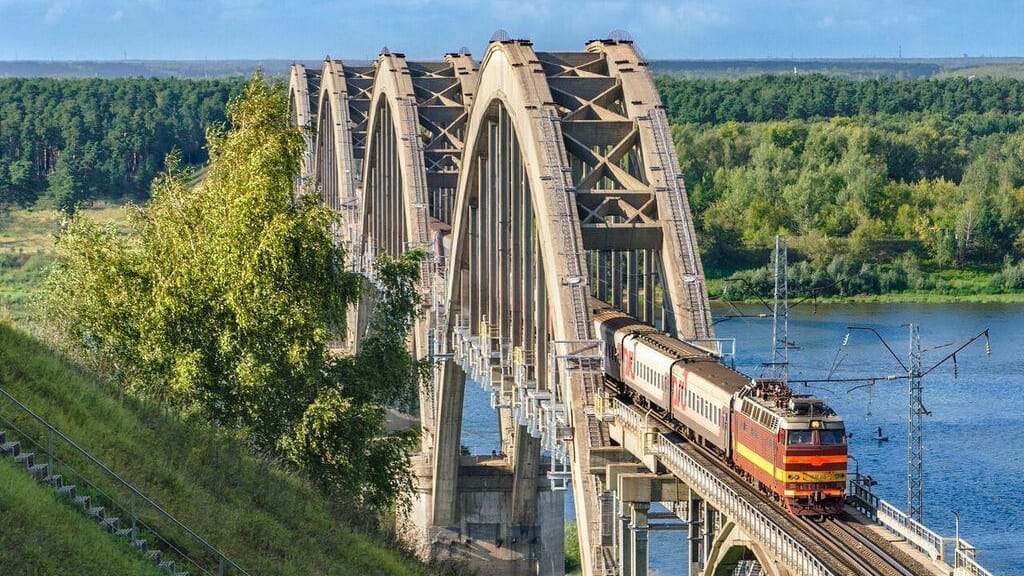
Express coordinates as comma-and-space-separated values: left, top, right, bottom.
608, 387, 935, 576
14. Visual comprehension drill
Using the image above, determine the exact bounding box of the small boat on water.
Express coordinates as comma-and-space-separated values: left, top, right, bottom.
874, 426, 889, 442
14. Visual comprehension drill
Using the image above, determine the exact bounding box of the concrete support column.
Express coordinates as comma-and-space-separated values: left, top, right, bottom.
431, 362, 467, 526
688, 489, 702, 576
510, 427, 540, 525
627, 249, 639, 316
612, 250, 623, 310
598, 251, 609, 302
629, 502, 650, 576
703, 501, 715, 567
618, 496, 632, 576
643, 249, 655, 325
600, 490, 615, 547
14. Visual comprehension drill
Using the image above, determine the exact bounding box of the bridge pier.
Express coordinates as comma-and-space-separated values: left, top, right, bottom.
689, 490, 703, 575
629, 502, 650, 576
610, 471, 685, 576
406, 454, 564, 576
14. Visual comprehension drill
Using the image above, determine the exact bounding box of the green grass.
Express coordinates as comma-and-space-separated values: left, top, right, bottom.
0, 322, 439, 576
936, 63, 1024, 80
0, 457, 162, 576
0, 202, 128, 325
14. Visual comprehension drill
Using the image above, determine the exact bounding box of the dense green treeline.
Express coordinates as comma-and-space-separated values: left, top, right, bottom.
0, 77, 243, 213
657, 74, 1024, 124
659, 74, 1024, 298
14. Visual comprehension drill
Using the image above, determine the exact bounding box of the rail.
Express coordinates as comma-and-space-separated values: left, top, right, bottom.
0, 385, 249, 576
849, 473, 994, 575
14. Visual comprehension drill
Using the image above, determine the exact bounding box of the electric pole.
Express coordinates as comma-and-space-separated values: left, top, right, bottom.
837, 324, 989, 523
907, 323, 925, 522
765, 235, 790, 383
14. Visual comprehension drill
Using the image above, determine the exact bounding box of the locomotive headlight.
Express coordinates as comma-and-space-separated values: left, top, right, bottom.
811, 420, 822, 429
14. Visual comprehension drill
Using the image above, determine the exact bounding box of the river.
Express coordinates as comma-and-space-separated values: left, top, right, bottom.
459, 302, 1024, 575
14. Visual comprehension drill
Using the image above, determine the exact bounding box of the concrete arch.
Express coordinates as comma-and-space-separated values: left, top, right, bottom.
706, 521, 789, 576
359, 52, 432, 262
586, 40, 713, 340
358, 52, 437, 441
314, 59, 360, 219
432, 39, 606, 575
288, 64, 318, 191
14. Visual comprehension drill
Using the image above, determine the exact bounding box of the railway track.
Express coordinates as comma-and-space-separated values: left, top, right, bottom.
801, 517, 919, 576
830, 518, 918, 576
608, 384, 922, 576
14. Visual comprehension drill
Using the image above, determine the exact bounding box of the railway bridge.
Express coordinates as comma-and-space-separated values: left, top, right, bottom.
288, 33, 996, 576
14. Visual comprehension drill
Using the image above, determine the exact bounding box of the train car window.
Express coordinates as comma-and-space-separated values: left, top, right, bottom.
787, 430, 813, 445
819, 430, 846, 445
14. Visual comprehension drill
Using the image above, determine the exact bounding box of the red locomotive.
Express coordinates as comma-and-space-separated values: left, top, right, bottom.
593, 301, 847, 516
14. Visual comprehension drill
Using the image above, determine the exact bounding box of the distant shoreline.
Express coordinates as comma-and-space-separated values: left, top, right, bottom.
4, 56, 1024, 80
711, 292, 1024, 305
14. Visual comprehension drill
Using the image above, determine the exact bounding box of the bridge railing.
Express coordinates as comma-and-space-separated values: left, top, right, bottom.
848, 473, 994, 576
0, 385, 249, 576
608, 397, 836, 576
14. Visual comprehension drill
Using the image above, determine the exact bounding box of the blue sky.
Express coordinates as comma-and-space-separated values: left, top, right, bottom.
0, 0, 1022, 61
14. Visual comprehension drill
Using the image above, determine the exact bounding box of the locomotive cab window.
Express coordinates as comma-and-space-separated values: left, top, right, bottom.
819, 429, 846, 445
787, 430, 814, 445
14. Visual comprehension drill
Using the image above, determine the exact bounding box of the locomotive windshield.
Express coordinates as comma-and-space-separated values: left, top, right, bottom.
786, 429, 846, 445
787, 430, 814, 445
819, 429, 846, 445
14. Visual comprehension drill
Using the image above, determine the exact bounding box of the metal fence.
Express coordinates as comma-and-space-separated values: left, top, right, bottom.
0, 385, 249, 576
849, 473, 994, 576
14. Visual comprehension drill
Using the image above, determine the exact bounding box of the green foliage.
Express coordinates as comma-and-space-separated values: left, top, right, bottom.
667, 109, 1024, 272
657, 74, 1024, 123
564, 522, 581, 574
0, 158, 37, 214
46, 73, 420, 512
0, 458, 161, 576
283, 251, 427, 511
0, 322, 440, 576
0, 77, 243, 207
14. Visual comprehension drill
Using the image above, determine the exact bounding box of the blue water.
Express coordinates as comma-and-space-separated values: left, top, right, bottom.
459, 303, 1024, 575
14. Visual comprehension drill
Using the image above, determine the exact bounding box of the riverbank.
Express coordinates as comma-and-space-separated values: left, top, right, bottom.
707, 271, 1024, 305
711, 291, 1024, 304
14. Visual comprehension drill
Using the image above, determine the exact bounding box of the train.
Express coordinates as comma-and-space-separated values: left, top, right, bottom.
592, 301, 848, 516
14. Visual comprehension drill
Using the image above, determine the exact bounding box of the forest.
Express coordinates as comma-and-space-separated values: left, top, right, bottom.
659, 74, 1024, 297
4, 73, 1024, 298
0, 77, 242, 213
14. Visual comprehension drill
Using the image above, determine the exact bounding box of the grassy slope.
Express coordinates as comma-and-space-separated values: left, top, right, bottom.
0, 322, 436, 576
0, 458, 162, 576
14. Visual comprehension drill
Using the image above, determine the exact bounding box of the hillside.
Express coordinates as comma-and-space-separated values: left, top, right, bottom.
0, 457, 162, 576
0, 322, 439, 576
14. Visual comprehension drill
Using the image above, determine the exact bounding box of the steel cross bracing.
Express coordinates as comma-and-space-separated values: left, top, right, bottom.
286, 36, 978, 576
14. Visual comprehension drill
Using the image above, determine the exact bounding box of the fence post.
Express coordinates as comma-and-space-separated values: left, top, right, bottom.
131, 492, 137, 541
47, 428, 53, 474
219, 557, 225, 576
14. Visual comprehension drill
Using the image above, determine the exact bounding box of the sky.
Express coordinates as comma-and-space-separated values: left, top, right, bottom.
0, 0, 1022, 61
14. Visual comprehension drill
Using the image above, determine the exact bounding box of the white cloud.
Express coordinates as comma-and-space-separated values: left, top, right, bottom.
109, 9, 124, 21
45, 1, 66, 23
